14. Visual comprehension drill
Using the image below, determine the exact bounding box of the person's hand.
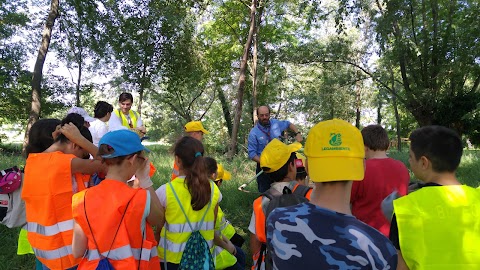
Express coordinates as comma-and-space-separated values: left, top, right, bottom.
222, 235, 236, 255
137, 126, 147, 134
60, 123, 83, 143
135, 157, 153, 189
295, 132, 303, 142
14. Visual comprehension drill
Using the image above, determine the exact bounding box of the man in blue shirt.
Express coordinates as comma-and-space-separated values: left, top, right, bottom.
248, 105, 303, 192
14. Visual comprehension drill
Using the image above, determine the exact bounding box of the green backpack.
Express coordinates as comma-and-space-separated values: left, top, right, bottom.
164, 181, 215, 270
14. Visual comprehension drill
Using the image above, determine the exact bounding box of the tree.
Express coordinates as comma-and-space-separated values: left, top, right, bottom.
23, 0, 60, 152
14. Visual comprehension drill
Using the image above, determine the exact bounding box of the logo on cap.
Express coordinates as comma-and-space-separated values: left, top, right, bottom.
323, 133, 350, 151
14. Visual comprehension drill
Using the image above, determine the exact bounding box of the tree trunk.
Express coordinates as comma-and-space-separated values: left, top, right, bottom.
217, 88, 233, 136
23, 0, 60, 154
377, 95, 382, 124
355, 77, 361, 128
251, 3, 264, 124
75, 49, 82, 106
227, 0, 257, 159
391, 72, 402, 151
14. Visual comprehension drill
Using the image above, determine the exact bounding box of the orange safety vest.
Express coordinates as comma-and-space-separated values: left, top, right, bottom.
22, 151, 86, 269
72, 180, 160, 270
170, 161, 179, 181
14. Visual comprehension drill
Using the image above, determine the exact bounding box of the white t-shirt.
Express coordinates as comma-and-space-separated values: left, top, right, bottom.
108, 110, 143, 132
88, 119, 109, 147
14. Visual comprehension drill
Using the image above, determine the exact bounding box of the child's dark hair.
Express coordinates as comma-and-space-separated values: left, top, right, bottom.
98, 144, 141, 166
204, 157, 218, 176
55, 113, 93, 143
94, 101, 113, 118
264, 152, 296, 182
296, 167, 307, 181
174, 136, 210, 211
361, 125, 389, 151
119, 92, 133, 103
409, 126, 462, 173
25, 118, 61, 157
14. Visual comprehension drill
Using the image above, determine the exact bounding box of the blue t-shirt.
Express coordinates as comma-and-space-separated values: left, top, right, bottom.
248, 119, 290, 159
267, 202, 398, 270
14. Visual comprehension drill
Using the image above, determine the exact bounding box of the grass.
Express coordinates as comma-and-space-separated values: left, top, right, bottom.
1, 144, 479, 269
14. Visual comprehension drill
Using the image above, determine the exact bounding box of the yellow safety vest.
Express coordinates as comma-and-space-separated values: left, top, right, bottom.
158, 177, 221, 264
394, 185, 480, 270
114, 109, 138, 129
17, 228, 34, 255
213, 207, 237, 269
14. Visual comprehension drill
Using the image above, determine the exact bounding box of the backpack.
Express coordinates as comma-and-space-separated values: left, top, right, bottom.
257, 183, 311, 270
164, 181, 215, 270
0, 166, 26, 228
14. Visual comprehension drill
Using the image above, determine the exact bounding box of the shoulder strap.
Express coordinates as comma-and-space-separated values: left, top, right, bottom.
293, 184, 311, 198
168, 181, 214, 231
84, 189, 136, 259
262, 188, 282, 201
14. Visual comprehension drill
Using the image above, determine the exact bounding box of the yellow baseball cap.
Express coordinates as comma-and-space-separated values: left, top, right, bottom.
304, 119, 365, 182
260, 139, 302, 173
216, 164, 232, 181
184, 121, 209, 134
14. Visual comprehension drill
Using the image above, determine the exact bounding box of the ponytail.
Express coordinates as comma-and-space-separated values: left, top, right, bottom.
174, 136, 211, 210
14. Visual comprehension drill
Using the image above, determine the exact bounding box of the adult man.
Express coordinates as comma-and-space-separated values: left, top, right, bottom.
170, 121, 209, 180
248, 139, 312, 269
108, 92, 146, 135
248, 106, 303, 192
350, 124, 409, 236
266, 119, 398, 269
390, 126, 480, 270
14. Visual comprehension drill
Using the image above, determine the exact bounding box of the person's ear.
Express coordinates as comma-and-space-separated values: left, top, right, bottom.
420, 156, 430, 169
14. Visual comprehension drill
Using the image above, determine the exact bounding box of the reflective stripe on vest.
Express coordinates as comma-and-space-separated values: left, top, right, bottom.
26, 220, 74, 236
33, 245, 73, 260
86, 244, 158, 261
217, 207, 236, 239
165, 220, 216, 233
394, 185, 480, 270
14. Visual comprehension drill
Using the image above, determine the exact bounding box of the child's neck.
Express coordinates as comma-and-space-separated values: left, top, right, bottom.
366, 150, 388, 159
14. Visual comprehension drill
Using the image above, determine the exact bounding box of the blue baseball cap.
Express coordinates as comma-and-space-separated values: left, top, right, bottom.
99, 130, 150, 158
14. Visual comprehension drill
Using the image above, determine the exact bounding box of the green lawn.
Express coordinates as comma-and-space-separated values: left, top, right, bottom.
1, 145, 479, 269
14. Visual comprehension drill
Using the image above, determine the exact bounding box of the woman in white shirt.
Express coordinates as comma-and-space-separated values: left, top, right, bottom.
89, 101, 113, 147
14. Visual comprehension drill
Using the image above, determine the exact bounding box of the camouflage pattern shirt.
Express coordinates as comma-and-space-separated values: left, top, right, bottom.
266, 202, 398, 270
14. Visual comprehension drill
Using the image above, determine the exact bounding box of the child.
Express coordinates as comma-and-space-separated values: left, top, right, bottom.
294, 153, 308, 186
71, 130, 163, 269
205, 157, 246, 270
156, 136, 225, 270
22, 114, 105, 270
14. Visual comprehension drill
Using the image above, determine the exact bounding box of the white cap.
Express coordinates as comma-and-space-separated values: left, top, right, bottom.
68, 107, 95, 122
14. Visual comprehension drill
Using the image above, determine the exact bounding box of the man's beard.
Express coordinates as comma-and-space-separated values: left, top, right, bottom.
259, 119, 270, 127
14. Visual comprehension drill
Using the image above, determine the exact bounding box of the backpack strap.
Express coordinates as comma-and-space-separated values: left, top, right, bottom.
293, 184, 311, 198
84, 189, 136, 259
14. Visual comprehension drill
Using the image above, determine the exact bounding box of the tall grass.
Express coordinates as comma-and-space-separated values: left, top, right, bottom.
1, 144, 479, 269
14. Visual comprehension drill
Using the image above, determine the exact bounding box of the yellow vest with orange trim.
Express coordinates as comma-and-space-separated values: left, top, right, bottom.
72, 180, 160, 270
394, 185, 480, 270
158, 177, 221, 264
22, 152, 85, 269
114, 109, 139, 129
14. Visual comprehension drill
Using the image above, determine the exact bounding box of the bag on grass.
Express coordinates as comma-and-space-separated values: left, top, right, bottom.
0, 166, 22, 194
0, 166, 26, 228
166, 181, 215, 270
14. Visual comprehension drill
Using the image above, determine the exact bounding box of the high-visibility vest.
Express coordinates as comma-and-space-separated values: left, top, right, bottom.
158, 177, 221, 264
394, 185, 480, 270
72, 180, 160, 270
17, 228, 34, 255
114, 109, 138, 129
22, 151, 86, 269
213, 207, 237, 269
170, 161, 179, 181
252, 182, 311, 270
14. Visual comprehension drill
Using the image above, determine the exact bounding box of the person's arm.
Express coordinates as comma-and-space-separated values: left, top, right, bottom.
250, 233, 262, 256
136, 157, 164, 228
135, 113, 146, 134
61, 123, 99, 157
71, 158, 106, 175
397, 250, 409, 270
72, 221, 88, 259
247, 130, 260, 162
288, 123, 303, 142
